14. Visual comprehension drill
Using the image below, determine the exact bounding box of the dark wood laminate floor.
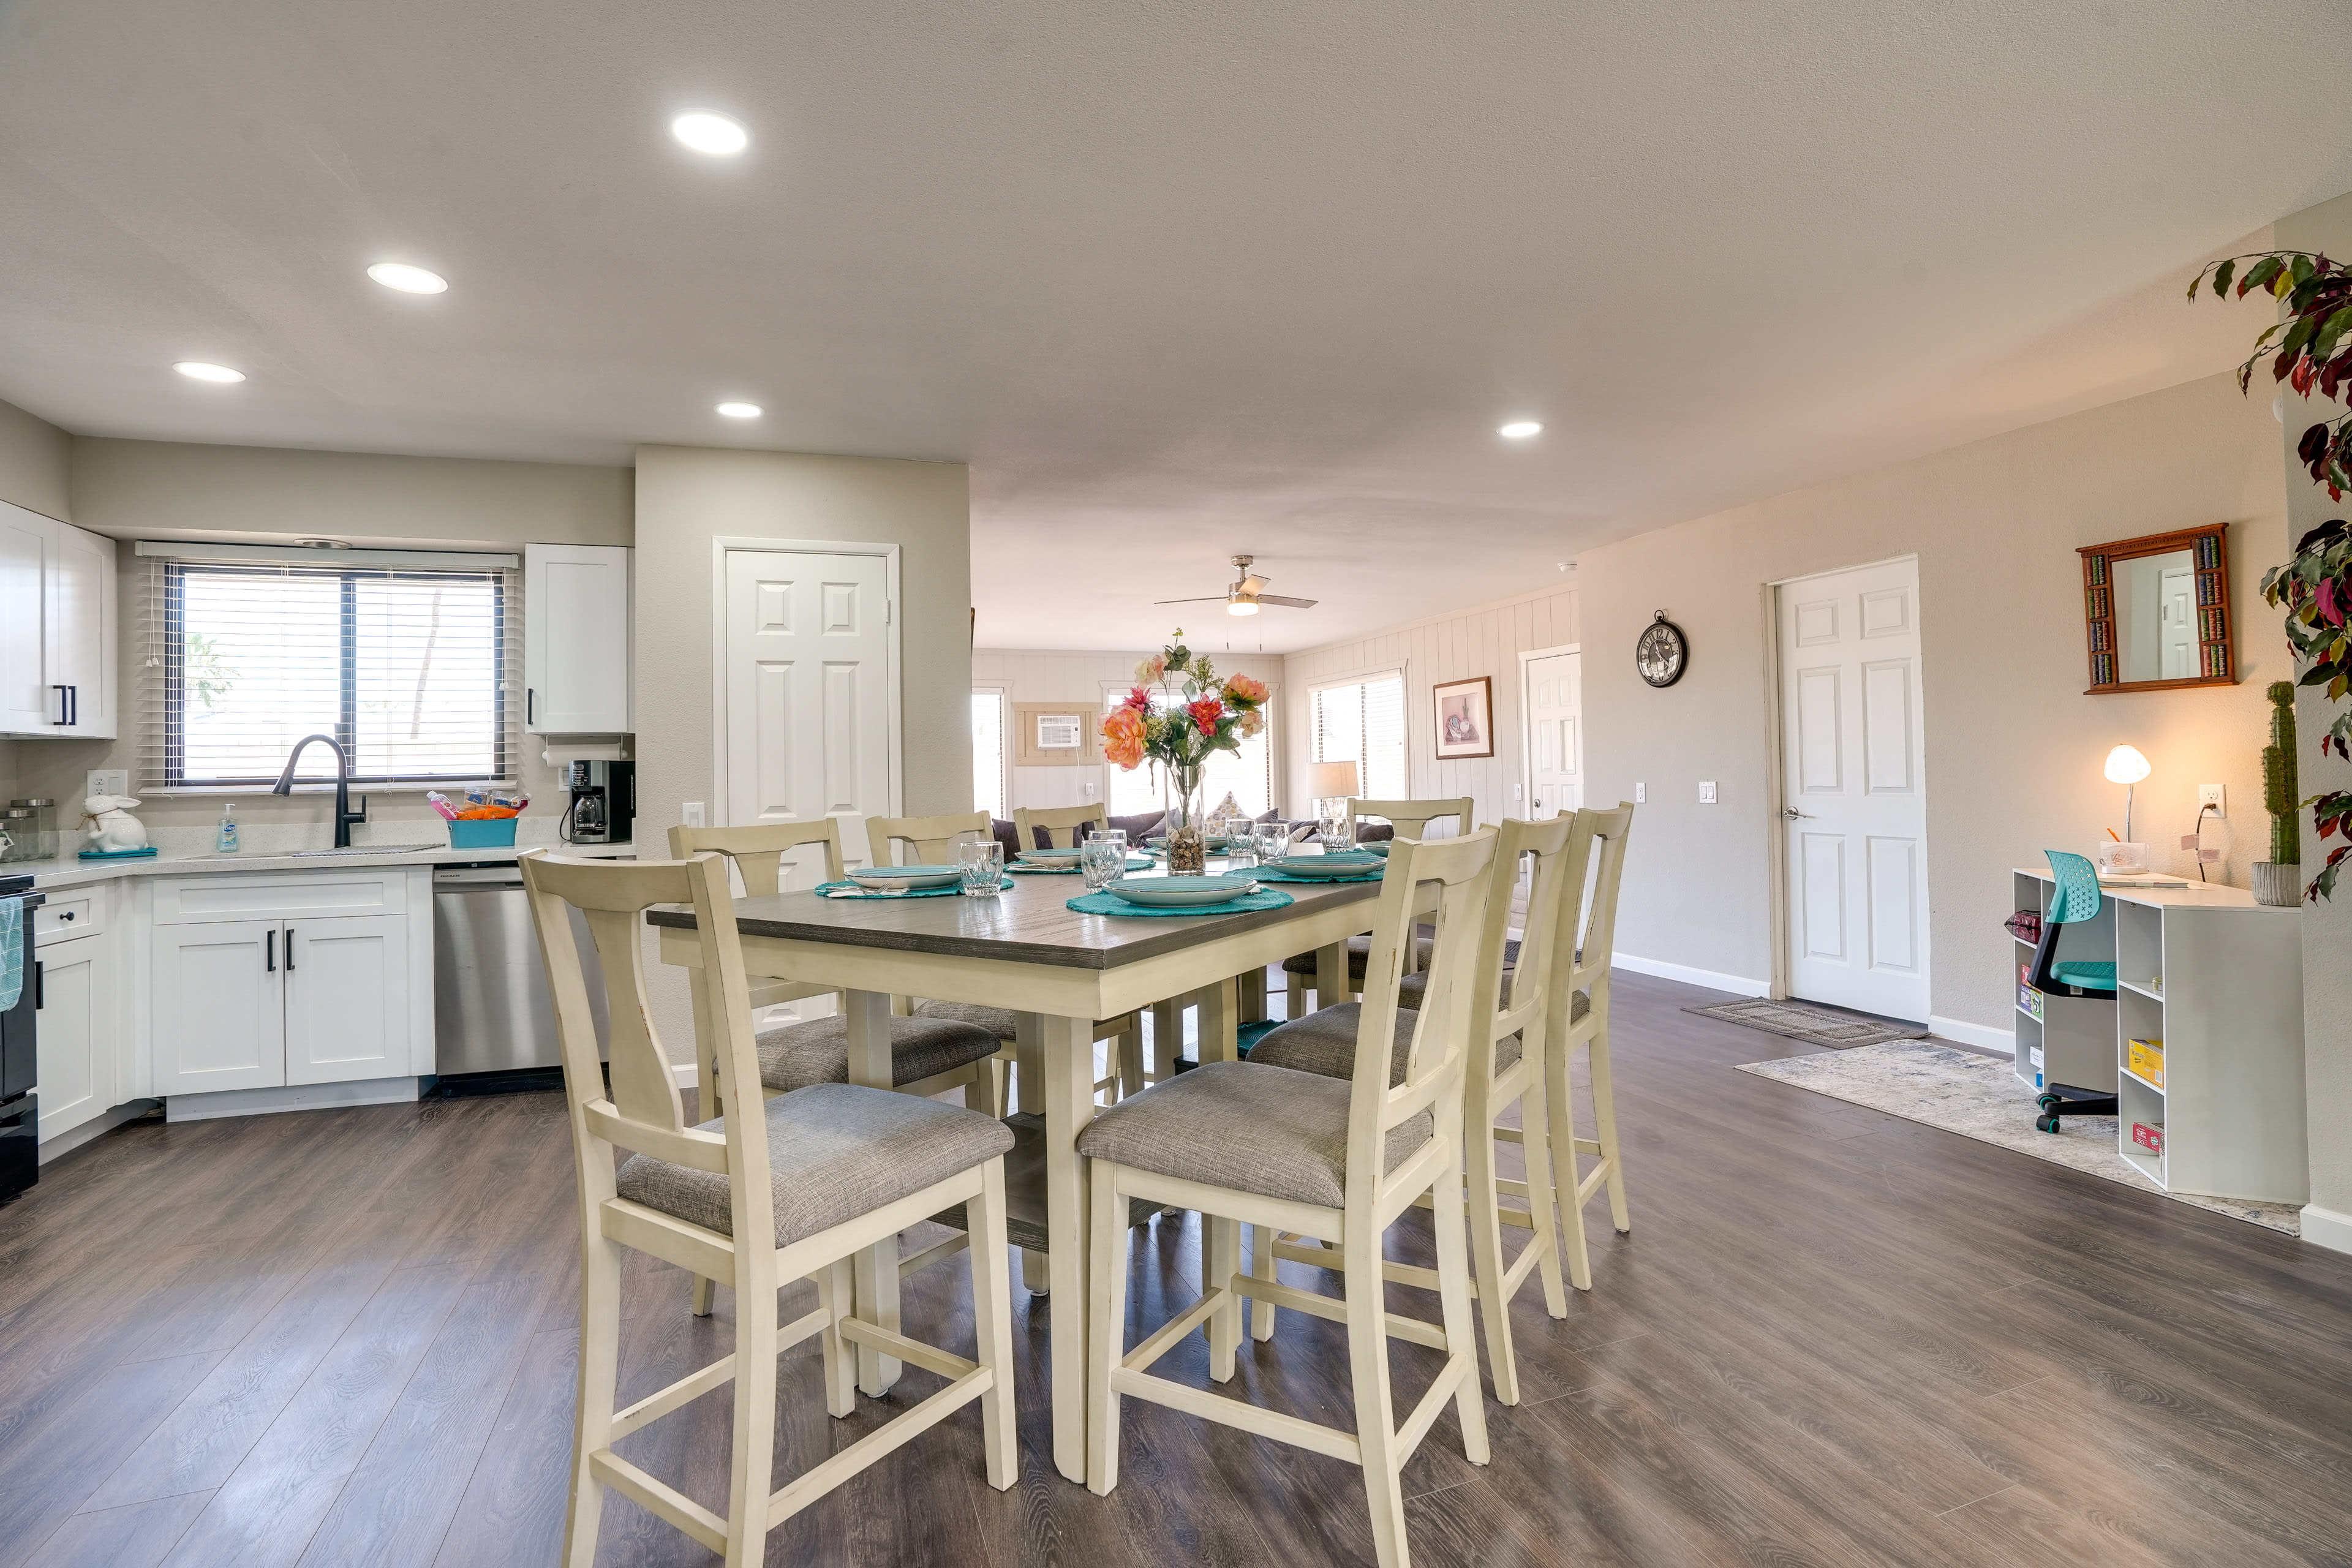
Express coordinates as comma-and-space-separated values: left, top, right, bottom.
5, 971, 2350, 1567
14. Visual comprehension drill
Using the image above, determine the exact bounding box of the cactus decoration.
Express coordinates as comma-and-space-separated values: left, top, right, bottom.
2263, 680, 2302, 861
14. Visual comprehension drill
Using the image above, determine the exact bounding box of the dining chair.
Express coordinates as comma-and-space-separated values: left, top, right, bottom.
1244, 815, 1577, 1404
1013, 801, 1110, 849
1546, 802, 1637, 1290
519, 850, 1018, 1568
865, 810, 1144, 1121
668, 820, 1003, 1315
1079, 827, 1498, 1568
1279, 796, 1472, 1016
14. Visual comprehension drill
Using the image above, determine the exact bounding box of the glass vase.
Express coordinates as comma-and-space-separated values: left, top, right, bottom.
1166, 764, 1208, 874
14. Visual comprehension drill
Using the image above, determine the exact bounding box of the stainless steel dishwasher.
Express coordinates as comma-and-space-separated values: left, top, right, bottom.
432, 861, 608, 1081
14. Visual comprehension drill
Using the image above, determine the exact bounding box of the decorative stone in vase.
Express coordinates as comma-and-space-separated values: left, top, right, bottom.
1166, 824, 1208, 875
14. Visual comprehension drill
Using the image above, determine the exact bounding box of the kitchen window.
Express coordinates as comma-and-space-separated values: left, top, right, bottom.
151, 561, 517, 788
971, 688, 1009, 819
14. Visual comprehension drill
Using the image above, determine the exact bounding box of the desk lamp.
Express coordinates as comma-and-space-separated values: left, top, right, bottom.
2104, 744, 2151, 841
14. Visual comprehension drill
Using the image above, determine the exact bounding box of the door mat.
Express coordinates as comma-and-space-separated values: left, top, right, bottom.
1735, 1041, 2300, 1235
1685, 997, 1925, 1048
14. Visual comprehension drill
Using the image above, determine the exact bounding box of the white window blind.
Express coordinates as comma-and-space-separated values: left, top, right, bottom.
139, 557, 521, 790
971, 690, 1008, 819
1311, 673, 1408, 801
1102, 688, 1273, 819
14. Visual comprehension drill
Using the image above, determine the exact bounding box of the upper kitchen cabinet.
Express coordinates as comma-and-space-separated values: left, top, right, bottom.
0, 500, 116, 740
524, 543, 631, 734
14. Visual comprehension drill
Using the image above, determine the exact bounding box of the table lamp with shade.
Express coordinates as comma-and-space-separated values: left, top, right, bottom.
1306, 760, 1360, 818
2102, 744, 2151, 871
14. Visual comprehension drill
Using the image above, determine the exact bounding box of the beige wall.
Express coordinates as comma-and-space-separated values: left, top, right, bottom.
632, 445, 972, 1055
70, 438, 630, 548
11, 437, 634, 846
2276, 192, 2352, 1253
974, 647, 1285, 816
1278, 585, 1581, 825
0, 396, 71, 522
1575, 371, 2288, 1036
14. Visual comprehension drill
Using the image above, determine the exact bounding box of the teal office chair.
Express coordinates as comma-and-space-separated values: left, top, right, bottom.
2024, 851, 2119, 1133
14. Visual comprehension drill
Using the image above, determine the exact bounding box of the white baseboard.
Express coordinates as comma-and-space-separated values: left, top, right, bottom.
1928, 1015, 2015, 1055
39, 1099, 160, 1163
165, 1076, 423, 1123
672, 1061, 698, 1089
1610, 953, 1771, 998
2302, 1204, 2352, 1256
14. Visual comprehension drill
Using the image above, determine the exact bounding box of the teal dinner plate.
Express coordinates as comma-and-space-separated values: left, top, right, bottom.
1105, 875, 1256, 907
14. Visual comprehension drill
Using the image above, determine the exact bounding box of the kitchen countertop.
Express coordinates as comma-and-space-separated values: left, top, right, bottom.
6, 840, 636, 890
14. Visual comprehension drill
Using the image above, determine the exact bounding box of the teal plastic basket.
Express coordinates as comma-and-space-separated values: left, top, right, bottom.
445, 817, 518, 849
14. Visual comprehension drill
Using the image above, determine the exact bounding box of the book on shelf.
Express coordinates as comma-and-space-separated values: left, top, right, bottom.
2132, 1121, 2165, 1156
2128, 1038, 2164, 1088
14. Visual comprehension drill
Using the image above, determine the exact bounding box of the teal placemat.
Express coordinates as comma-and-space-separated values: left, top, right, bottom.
1008, 856, 1155, 875
816, 876, 1012, 899
1066, 888, 1295, 917
1253, 865, 1383, 884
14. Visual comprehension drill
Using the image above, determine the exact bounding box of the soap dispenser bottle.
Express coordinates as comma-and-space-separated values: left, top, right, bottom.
216, 803, 239, 855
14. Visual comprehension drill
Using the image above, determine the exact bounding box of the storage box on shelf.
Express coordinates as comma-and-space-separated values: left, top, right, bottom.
2009, 867, 2305, 1206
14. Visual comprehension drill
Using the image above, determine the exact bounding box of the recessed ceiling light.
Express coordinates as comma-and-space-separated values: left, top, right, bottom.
671, 112, 748, 156
174, 361, 244, 383
367, 262, 448, 294
1498, 420, 1543, 439
715, 401, 762, 418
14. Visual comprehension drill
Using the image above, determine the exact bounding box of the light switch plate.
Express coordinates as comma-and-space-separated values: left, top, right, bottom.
2198, 783, 2225, 815
1634, 782, 1646, 804
87, 769, 129, 800
1698, 780, 1718, 804
682, 801, 706, 827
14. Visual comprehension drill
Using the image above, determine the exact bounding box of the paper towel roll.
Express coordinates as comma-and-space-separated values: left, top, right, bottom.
541, 738, 631, 768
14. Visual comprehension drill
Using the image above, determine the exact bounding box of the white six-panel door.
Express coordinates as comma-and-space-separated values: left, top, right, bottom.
1779, 558, 1930, 1020
1523, 649, 1583, 819
723, 549, 894, 878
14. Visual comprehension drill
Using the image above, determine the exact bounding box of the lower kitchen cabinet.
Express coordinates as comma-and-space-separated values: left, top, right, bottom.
152, 909, 417, 1095
285, 914, 410, 1084
32, 930, 116, 1141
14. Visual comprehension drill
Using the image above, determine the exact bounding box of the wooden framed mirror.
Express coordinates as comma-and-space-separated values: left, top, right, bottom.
2078, 526, 2233, 694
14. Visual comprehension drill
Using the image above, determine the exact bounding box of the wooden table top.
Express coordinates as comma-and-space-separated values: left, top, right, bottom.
646, 866, 1383, 970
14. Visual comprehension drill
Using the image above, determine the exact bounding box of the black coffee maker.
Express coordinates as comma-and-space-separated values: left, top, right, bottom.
562, 760, 636, 845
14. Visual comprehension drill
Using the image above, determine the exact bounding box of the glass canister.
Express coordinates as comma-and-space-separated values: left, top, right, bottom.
9, 799, 56, 860
0, 807, 36, 864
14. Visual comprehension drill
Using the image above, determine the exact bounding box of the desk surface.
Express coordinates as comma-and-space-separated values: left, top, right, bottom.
2012, 866, 2292, 913
646, 867, 1383, 968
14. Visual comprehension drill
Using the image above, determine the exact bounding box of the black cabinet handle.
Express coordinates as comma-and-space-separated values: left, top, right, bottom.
284, 927, 295, 973
526, 688, 535, 726
266, 930, 275, 972
32, 960, 42, 1011
69, 685, 77, 726
51, 685, 67, 725
57, 910, 74, 923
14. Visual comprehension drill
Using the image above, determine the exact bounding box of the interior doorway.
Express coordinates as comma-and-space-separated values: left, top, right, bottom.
1518, 644, 1582, 819
1774, 557, 1929, 1022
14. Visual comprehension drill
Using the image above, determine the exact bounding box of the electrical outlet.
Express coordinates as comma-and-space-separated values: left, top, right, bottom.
682, 801, 706, 828
1698, 780, 1718, 804
2199, 783, 2226, 816
1082, 781, 1097, 799
87, 769, 129, 800
1512, 783, 1523, 799
1634, 782, 1646, 804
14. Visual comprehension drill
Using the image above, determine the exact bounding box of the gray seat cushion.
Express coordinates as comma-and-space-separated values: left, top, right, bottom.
912, 998, 1020, 1041
1395, 957, 1542, 1012
1246, 1002, 1419, 1084
1280, 933, 1434, 979
755, 1013, 1000, 1093
616, 1083, 1015, 1246
1075, 1061, 1433, 1209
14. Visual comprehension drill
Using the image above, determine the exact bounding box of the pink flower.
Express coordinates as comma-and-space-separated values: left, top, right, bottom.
1186, 697, 1225, 736
1223, 674, 1268, 707
1121, 686, 1152, 710
1237, 708, 1265, 739
1134, 653, 1167, 684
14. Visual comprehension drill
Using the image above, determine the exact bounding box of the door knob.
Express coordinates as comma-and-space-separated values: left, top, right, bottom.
1782, 807, 1815, 820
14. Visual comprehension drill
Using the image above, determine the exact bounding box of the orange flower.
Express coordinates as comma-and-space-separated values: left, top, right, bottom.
1223, 674, 1268, 707
1102, 706, 1147, 769
1186, 697, 1225, 736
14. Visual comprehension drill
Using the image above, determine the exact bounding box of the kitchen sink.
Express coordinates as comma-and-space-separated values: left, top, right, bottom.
284, 843, 443, 858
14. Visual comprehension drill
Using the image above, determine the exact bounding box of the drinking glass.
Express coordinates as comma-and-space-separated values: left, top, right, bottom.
1088, 827, 1128, 855
1255, 824, 1292, 864
1080, 838, 1125, 891
1224, 834, 1260, 872
1319, 812, 1352, 853
957, 837, 1005, 896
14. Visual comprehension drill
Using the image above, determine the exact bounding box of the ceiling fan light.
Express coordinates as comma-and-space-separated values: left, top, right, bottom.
1226, 598, 1260, 617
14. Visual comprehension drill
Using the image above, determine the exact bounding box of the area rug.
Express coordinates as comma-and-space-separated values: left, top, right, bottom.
1735, 1040, 2301, 1235
1687, 997, 1925, 1048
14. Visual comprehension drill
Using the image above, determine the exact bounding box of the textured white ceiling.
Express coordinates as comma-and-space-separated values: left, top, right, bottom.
0, 1, 2346, 650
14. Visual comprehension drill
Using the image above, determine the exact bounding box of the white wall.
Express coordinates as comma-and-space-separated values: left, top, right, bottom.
1278, 584, 1581, 826
973, 647, 1284, 815
1575, 371, 2288, 1033
9, 437, 634, 848
632, 443, 972, 1057
2275, 192, 2352, 1255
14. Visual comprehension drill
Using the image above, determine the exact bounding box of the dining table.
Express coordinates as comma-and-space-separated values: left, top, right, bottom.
647, 858, 1388, 1483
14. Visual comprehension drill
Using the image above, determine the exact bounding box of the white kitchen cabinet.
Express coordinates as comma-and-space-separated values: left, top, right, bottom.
284, 914, 409, 1085
152, 919, 287, 1096
524, 542, 631, 734
0, 500, 118, 739
32, 930, 116, 1142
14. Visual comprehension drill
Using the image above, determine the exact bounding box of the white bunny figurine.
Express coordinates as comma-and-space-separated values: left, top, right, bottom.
84, 794, 150, 853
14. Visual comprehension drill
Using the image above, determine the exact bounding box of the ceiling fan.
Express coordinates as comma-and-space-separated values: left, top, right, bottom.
1154, 555, 1318, 617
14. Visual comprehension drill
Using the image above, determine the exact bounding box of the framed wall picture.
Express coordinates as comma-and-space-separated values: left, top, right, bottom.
1432, 676, 1495, 760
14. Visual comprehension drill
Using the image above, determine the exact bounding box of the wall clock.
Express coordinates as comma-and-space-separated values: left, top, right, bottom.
1635, 611, 1688, 688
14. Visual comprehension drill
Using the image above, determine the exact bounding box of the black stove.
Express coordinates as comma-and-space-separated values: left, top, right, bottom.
1, 873, 43, 1202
